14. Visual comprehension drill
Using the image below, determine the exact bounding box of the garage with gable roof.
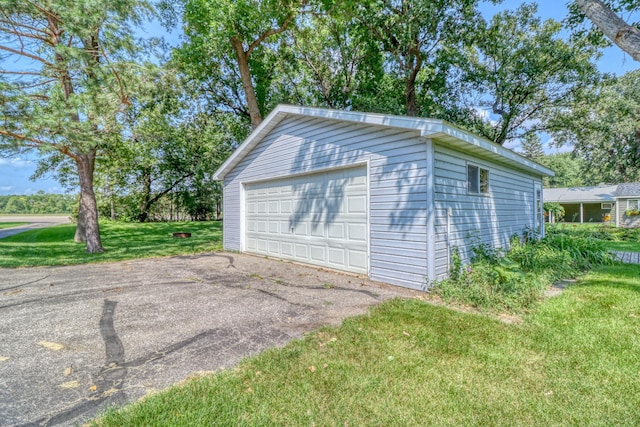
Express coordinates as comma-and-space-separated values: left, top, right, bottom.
213, 105, 553, 290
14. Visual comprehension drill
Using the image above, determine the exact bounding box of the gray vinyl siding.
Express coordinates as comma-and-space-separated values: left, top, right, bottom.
618, 197, 640, 228
433, 145, 541, 280
223, 115, 430, 290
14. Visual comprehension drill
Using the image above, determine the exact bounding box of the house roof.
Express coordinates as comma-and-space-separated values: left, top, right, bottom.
213, 105, 554, 180
614, 182, 640, 198
543, 185, 618, 203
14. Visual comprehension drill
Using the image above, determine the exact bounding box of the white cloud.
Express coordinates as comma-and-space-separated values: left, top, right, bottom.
0, 157, 35, 167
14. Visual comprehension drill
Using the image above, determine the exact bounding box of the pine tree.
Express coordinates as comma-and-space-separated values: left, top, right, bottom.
0, 0, 150, 252
520, 132, 545, 161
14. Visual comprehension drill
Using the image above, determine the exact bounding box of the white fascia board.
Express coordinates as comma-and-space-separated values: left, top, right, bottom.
213, 104, 555, 180
423, 121, 555, 177
212, 107, 289, 180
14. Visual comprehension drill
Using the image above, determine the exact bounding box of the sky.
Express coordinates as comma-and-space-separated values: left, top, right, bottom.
1, 1, 639, 196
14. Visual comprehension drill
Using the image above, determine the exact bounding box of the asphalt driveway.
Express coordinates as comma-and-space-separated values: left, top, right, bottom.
0, 253, 418, 426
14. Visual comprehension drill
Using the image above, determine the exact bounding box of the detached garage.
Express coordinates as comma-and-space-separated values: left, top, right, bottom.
213, 105, 553, 291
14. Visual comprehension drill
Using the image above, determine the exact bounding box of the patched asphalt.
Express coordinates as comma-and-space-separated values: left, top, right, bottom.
0, 252, 419, 426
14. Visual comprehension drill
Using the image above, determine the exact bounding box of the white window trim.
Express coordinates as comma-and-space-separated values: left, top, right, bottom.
628, 199, 640, 210
601, 203, 613, 210
467, 163, 489, 195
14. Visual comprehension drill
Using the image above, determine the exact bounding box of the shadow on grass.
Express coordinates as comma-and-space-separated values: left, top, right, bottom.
0, 221, 223, 268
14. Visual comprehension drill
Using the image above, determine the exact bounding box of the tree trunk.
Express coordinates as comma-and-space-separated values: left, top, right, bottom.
405, 77, 418, 117
74, 198, 86, 243
404, 49, 422, 117
232, 37, 263, 128
76, 151, 103, 253
137, 168, 152, 222
575, 0, 640, 61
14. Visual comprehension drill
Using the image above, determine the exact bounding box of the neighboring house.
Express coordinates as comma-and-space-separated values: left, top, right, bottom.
543, 185, 617, 224
543, 183, 640, 228
213, 105, 553, 290
614, 182, 640, 228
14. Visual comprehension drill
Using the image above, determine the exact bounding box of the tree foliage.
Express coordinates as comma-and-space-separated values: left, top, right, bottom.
550, 70, 640, 184
0, 192, 74, 214
0, 0, 151, 251
540, 153, 585, 188
454, 3, 599, 145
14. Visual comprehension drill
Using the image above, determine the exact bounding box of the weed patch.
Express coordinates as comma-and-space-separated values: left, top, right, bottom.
434, 233, 614, 313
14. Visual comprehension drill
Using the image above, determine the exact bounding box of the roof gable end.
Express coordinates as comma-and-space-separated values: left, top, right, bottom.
213, 105, 554, 180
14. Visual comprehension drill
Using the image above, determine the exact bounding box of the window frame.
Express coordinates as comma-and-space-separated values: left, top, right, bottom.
601, 203, 613, 210
467, 163, 489, 195
628, 199, 640, 210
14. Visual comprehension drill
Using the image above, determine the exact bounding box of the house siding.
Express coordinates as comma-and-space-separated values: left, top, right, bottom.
617, 197, 640, 228
432, 145, 541, 280
223, 115, 430, 290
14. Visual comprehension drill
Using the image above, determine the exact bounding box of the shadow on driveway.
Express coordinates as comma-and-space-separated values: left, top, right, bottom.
0, 252, 419, 426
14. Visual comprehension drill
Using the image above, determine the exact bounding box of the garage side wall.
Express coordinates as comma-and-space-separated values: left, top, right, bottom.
433, 144, 542, 280
223, 115, 429, 290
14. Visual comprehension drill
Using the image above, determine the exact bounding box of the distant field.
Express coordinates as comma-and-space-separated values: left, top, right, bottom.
0, 221, 223, 268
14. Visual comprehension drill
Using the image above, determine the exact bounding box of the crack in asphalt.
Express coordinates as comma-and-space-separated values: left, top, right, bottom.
0, 281, 194, 310
17, 306, 264, 426
18, 300, 127, 427
0, 276, 50, 293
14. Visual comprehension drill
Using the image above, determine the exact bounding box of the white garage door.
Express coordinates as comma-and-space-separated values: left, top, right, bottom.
245, 166, 368, 274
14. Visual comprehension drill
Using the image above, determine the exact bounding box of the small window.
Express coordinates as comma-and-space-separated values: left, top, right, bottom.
601, 203, 613, 210
467, 164, 489, 194
629, 199, 639, 210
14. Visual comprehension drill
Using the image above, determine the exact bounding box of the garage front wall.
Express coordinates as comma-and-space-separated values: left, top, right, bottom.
223, 115, 429, 289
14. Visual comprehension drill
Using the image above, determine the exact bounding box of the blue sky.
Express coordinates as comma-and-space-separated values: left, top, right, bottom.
1, 1, 638, 195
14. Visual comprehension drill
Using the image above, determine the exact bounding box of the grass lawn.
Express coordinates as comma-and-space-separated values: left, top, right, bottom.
0, 222, 28, 229
603, 240, 640, 252
549, 223, 640, 252
93, 263, 640, 426
0, 221, 222, 268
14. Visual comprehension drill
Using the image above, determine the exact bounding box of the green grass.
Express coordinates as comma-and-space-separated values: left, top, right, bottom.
93, 263, 640, 426
0, 221, 222, 268
0, 222, 28, 229
604, 240, 640, 252
548, 223, 640, 252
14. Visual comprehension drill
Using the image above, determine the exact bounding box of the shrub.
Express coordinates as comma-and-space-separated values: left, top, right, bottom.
434, 230, 613, 313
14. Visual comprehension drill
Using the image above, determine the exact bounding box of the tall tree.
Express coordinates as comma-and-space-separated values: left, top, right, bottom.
519, 132, 545, 160
550, 70, 640, 184
573, 0, 640, 60
540, 152, 585, 188
0, 0, 149, 252
178, 0, 307, 128
455, 3, 599, 145
345, 0, 479, 117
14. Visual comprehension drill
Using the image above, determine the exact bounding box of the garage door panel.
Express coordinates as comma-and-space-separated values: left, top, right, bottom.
348, 223, 367, 241
348, 195, 367, 213
327, 223, 345, 239
348, 250, 367, 270
245, 166, 368, 274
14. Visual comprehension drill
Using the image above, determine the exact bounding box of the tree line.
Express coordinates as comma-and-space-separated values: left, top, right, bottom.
0, 193, 75, 215
0, 0, 638, 252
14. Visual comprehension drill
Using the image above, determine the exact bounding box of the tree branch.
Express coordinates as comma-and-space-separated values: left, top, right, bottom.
575, 0, 640, 61
246, 14, 295, 56
0, 44, 53, 66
